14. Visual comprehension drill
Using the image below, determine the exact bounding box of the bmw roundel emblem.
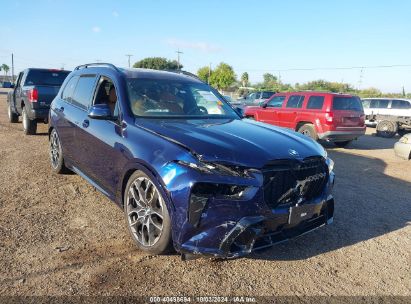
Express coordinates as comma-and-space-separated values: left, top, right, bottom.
288, 149, 299, 157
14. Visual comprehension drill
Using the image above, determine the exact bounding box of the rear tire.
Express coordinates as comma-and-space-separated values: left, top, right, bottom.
376, 120, 397, 138
124, 170, 173, 255
7, 104, 18, 123
334, 140, 352, 148
297, 124, 318, 141
22, 107, 37, 135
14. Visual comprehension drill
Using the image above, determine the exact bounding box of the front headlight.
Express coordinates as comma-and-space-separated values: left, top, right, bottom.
176, 160, 252, 178
326, 157, 334, 173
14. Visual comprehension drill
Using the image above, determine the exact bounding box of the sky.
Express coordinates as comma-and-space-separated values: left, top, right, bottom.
1, 0, 411, 93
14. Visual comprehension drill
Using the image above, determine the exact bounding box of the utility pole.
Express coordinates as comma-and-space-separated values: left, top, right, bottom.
176, 49, 183, 70
125, 54, 133, 68
11, 53, 14, 83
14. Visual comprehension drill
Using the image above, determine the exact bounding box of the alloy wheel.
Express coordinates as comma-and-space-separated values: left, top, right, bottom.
49, 130, 61, 169
126, 177, 165, 247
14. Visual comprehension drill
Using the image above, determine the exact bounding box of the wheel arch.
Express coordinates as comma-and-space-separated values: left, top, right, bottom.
296, 121, 315, 131
118, 161, 175, 212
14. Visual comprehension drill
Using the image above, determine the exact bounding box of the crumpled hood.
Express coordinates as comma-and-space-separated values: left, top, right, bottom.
135, 118, 326, 168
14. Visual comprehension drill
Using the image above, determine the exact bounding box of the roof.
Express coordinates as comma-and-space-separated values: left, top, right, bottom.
362, 97, 411, 101
74, 63, 202, 83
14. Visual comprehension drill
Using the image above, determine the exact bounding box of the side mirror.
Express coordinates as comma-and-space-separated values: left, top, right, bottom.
261, 102, 268, 108
88, 104, 115, 120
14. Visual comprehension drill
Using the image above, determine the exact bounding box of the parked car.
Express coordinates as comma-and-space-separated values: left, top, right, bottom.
2, 81, 13, 88
244, 92, 366, 147
362, 98, 411, 127
240, 91, 275, 106
48, 63, 335, 259
394, 133, 411, 160
7, 68, 70, 134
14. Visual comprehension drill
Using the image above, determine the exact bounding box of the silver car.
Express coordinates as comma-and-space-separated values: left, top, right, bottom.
394, 133, 411, 160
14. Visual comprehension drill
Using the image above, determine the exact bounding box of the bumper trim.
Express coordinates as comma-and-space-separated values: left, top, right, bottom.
318, 130, 366, 141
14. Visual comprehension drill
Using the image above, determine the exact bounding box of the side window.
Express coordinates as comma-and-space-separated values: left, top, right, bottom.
61, 76, 79, 102
71, 75, 97, 109
362, 99, 370, 109
375, 100, 389, 108
369, 100, 378, 108
286, 95, 304, 108
306, 96, 325, 109
267, 96, 285, 108
391, 99, 411, 109
94, 76, 119, 117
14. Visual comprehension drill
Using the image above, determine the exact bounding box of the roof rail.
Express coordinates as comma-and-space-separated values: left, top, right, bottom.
165, 69, 201, 80
75, 63, 121, 72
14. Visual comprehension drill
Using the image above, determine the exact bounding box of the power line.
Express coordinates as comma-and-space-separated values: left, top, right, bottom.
237, 64, 411, 72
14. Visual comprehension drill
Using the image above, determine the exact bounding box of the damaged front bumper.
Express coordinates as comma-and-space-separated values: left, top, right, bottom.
180, 195, 334, 260
161, 157, 335, 260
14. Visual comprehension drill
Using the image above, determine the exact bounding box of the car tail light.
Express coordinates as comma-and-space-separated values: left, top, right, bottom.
325, 111, 334, 124
28, 89, 38, 102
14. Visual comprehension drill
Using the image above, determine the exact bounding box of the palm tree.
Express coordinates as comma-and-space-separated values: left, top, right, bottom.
1, 64, 9, 76
241, 72, 249, 87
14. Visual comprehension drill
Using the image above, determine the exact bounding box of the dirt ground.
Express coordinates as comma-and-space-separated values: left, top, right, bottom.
0, 90, 410, 297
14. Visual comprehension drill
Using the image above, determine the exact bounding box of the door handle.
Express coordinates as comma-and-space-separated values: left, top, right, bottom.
82, 119, 89, 128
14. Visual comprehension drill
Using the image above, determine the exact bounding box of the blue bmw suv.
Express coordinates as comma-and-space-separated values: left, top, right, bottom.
48, 63, 335, 259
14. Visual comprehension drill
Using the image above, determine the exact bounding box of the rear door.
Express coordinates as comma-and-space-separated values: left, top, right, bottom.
278, 95, 305, 129
257, 95, 286, 125
68, 74, 99, 173
52, 75, 80, 162
332, 96, 364, 127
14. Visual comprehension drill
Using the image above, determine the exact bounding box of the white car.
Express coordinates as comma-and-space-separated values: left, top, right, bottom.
362, 98, 411, 126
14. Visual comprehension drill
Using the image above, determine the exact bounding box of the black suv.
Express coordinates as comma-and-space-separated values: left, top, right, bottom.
7, 68, 70, 134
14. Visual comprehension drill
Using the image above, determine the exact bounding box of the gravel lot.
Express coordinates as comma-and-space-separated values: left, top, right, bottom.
0, 90, 410, 297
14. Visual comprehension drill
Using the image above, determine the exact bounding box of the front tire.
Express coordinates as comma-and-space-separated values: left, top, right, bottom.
298, 123, 318, 141
124, 171, 173, 255
7, 104, 18, 123
49, 128, 68, 174
22, 107, 37, 135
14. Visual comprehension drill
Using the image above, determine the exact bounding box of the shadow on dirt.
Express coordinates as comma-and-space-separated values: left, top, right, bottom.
322, 134, 400, 150
252, 149, 411, 261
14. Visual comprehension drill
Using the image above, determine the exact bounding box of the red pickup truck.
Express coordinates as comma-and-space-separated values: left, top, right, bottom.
244, 91, 366, 147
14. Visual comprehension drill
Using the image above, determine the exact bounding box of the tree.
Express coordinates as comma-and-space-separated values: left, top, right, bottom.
1, 64, 9, 77
209, 62, 236, 91
132, 57, 181, 70
240, 72, 249, 87
263, 73, 277, 85
197, 66, 212, 83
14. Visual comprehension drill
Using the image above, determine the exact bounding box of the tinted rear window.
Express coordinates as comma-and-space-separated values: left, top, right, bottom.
332, 96, 363, 111
286, 95, 304, 108
370, 99, 389, 108
391, 99, 411, 109
306, 96, 325, 109
261, 91, 275, 99
24, 70, 70, 86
